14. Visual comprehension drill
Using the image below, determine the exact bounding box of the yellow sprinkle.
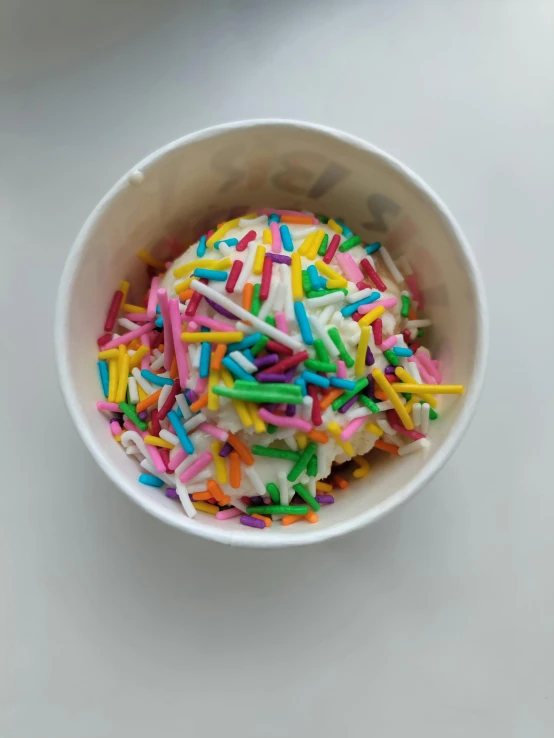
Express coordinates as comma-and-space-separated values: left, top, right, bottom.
122, 304, 146, 313
298, 232, 315, 256
221, 366, 234, 387
173, 258, 229, 279
115, 353, 130, 403
291, 253, 303, 301
390, 383, 464, 395
355, 326, 370, 376
315, 260, 348, 288
327, 218, 343, 234
144, 435, 174, 449
253, 245, 266, 275
358, 305, 386, 328
137, 249, 166, 271
98, 349, 120, 360
208, 371, 220, 411
248, 402, 266, 433
404, 398, 416, 415
211, 442, 229, 484
119, 280, 130, 304
114, 434, 122, 443
181, 332, 244, 343
328, 421, 355, 456
353, 455, 370, 478
233, 399, 253, 428
192, 501, 219, 515
365, 423, 384, 437
129, 345, 149, 369
307, 229, 325, 260
137, 384, 147, 402
174, 277, 193, 294
295, 432, 308, 450
372, 368, 414, 430
394, 367, 438, 407
316, 481, 333, 493
241, 213, 259, 220
206, 218, 241, 247
263, 228, 272, 244
108, 358, 118, 403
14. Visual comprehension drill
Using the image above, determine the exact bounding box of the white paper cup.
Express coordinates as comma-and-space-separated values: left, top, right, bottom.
56, 120, 488, 547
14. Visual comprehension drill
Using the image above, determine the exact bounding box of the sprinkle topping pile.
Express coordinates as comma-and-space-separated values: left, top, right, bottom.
96, 209, 465, 529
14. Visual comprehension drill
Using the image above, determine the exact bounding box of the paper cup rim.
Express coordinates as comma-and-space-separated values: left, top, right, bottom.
55, 119, 489, 548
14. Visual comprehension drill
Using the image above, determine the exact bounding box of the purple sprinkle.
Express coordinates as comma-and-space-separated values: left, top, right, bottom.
268, 253, 292, 265
365, 347, 374, 366
185, 389, 198, 404
205, 297, 238, 320
339, 394, 360, 413
218, 442, 233, 457
138, 411, 148, 420
285, 403, 296, 417
315, 494, 335, 504
240, 514, 265, 529
384, 366, 396, 375
264, 403, 278, 411
257, 373, 291, 383
253, 353, 279, 369
250, 495, 264, 506
165, 487, 179, 499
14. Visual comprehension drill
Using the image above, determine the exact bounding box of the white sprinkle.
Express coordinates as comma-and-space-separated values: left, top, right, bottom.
398, 438, 431, 456
420, 403, 430, 435
244, 465, 267, 497
331, 311, 344, 328
380, 246, 404, 284
176, 479, 197, 517
284, 435, 298, 451
183, 412, 207, 433
412, 403, 421, 430
128, 170, 144, 185
127, 376, 139, 405
235, 321, 255, 334
120, 430, 149, 459
406, 319, 432, 329
140, 458, 175, 486
160, 429, 180, 446
125, 445, 140, 456
150, 352, 165, 371
343, 407, 371, 421
318, 304, 335, 325
281, 263, 295, 322
178, 302, 187, 313
317, 442, 326, 480
345, 287, 373, 304
119, 317, 140, 331
191, 344, 201, 369
306, 291, 344, 308
302, 395, 313, 422
217, 242, 234, 257
229, 351, 257, 374
377, 418, 396, 435
259, 281, 285, 321
158, 383, 172, 411
310, 315, 340, 357
131, 367, 153, 394
239, 214, 267, 227
376, 398, 406, 411
175, 393, 192, 420
235, 241, 257, 291
406, 361, 423, 384
230, 496, 249, 512
290, 226, 316, 239
278, 470, 289, 506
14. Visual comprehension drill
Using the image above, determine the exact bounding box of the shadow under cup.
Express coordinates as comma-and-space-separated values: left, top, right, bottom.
60, 120, 487, 546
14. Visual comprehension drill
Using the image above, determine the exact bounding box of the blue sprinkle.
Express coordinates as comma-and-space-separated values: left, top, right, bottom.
302, 371, 330, 389
175, 406, 183, 419
243, 349, 255, 363
222, 356, 256, 382
336, 220, 352, 237
366, 242, 381, 255
141, 369, 174, 387
294, 377, 307, 396
293, 301, 314, 345
214, 238, 238, 248
199, 327, 211, 378
268, 214, 281, 223
341, 292, 380, 317
392, 347, 413, 357
156, 305, 161, 314
307, 265, 325, 291
280, 224, 294, 252
168, 411, 194, 454
329, 377, 357, 390
193, 269, 228, 281
196, 235, 207, 258
227, 332, 262, 353
139, 473, 164, 488
98, 361, 109, 397
155, 316, 164, 328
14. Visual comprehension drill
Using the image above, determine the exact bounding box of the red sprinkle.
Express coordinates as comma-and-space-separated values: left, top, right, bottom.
97, 333, 113, 347
372, 318, 383, 345
322, 233, 341, 264
151, 331, 164, 350
351, 311, 362, 322
185, 279, 208, 317
159, 448, 171, 469
225, 260, 243, 293
260, 254, 273, 301
258, 350, 309, 375
265, 340, 293, 356
104, 290, 123, 332
158, 379, 181, 421
151, 409, 161, 436
236, 229, 256, 252
402, 329, 412, 344
360, 258, 387, 292
308, 384, 323, 427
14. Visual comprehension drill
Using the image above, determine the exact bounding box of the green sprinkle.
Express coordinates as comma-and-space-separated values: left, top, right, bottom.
246, 505, 310, 515
328, 327, 355, 368
313, 339, 329, 363
234, 380, 302, 398
304, 359, 338, 373
293, 483, 320, 511
251, 283, 262, 317
417, 328, 425, 338
251, 335, 269, 356
426, 404, 439, 420
252, 446, 301, 462
359, 395, 380, 413
266, 482, 281, 505
267, 424, 278, 434
287, 442, 317, 482
401, 294, 410, 318
214, 386, 304, 404
307, 455, 318, 477
317, 214, 329, 224
119, 402, 148, 431
383, 349, 399, 366
317, 233, 329, 256
338, 235, 362, 252
302, 269, 311, 295
331, 377, 369, 411
306, 287, 348, 298
265, 315, 276, 328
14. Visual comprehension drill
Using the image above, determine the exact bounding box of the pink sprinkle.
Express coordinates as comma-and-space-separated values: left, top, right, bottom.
207, 229, 215, 239
157, 289, 174, 371
97, 401, 121, 412
216, 508, 242, 520
123, 419, 142, 434
123, 313, 151, 322
336, 252, 363, 283
110, 419, 122, 435
380, 335, 397, 351
406, 274, 423, 309
180, 451, 213, 483
274, 312, 288, 334
190, 314, 235, 332
258, 409, 311, 432
340, 416, 367, 441
270, 221, 282, 253
169, 298, 189, 385
146, 276, 160, 319
415, 350, 441, 382
101, 322, 155, 350
358, 297, 398, 313
140, 332, 151, 370
197, 423, 228, 442
410, 356, 435, 384
336, 360, 347, 379
195, 376, 208, 394
236, 230, 256, 252
260, 254, 273, 300
168, 448, 188, 471
147, 443, 167, 474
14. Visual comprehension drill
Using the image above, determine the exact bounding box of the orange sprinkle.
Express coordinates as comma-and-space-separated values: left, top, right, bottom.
252, 513, 272, 527
192, 491, 211, 501
308, 429, 329, 444
128, 339, 142, 351
281, 215, 314, 225
136, 389, 162, 413
242, 282, 254, 312
332, 474, 349, 489
374, 439, 399, 455
320, 387, 343, 410
207, 479, 227, 505
305, 511, 319, 524
211, 343, 227, 371
169, 356, 178, 379
179, 288, 194, 301
190, 393, 208, 412
229, 451, 241, 489
282, 514, 304, 526
408, 305, 417, 320
227, 432, 255, 466
374, 388, 388, 401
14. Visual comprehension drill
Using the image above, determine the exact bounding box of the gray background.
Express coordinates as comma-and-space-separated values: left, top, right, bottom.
2, 1, 553, 736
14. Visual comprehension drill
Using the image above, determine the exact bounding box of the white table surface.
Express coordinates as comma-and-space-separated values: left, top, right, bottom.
2, 0, 553, 735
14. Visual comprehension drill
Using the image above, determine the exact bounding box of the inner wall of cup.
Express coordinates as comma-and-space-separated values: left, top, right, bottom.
67, 123, 480, 530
